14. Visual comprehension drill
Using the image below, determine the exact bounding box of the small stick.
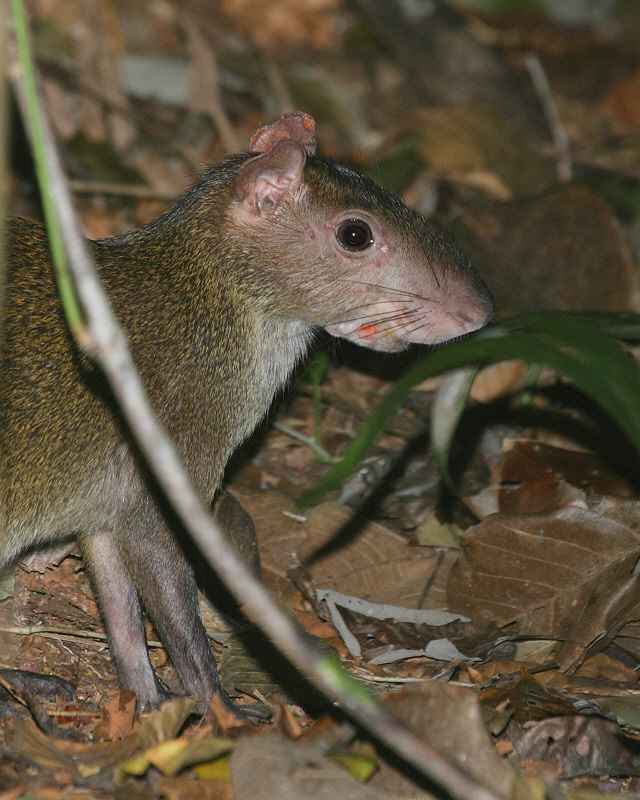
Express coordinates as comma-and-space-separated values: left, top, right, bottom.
0, 623, 162, 648
262, 52, 294, 116
184, 18, 239, 155
272, 421, 339, 463
0, 0, 8, 353
524, 52, 572, 182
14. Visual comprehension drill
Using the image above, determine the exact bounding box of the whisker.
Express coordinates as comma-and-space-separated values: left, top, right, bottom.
335, 278, 429, 300
333, 278, 441, 303
328, 299, 409, 316
397, 317, 434, 340
369, 308, 425, 331
326, 307, 419, 329
335, 279, 424, 298
376, 317, 422, 336
427, 256, 440, 290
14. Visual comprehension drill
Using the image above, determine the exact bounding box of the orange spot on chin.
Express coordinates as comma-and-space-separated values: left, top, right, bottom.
358, 324, 378, 338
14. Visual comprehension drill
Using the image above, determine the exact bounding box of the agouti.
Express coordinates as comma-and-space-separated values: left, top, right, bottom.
1, 112, 494, 713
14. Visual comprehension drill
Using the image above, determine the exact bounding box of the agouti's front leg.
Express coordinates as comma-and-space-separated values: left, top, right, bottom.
80, 530, 170, 710
81, 500, 229, 712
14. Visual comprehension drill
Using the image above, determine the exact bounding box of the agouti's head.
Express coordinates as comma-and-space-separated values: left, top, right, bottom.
227, 112, 494, 352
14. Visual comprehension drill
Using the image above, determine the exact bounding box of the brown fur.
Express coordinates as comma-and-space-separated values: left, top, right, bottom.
1, 127, 493, 712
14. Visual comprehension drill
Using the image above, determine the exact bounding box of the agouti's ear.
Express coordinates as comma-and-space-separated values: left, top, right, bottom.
236, 138, 307, 217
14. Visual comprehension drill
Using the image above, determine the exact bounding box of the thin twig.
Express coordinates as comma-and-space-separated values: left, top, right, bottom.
524, 52, 572, 182
0, 0, 9, 353
9, 6, 508, 798
0, 622, 164, 648
184, 18, 239, 155
272, 421, 339, 463
262, 51, 294, 116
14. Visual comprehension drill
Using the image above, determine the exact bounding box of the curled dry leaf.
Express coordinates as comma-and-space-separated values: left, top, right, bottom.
499, 442, 635, 514
137, 697, 200, 749
93, 690, 137, 741
8, 718, 138, 777
468, 360, 531, 404
447, 495, 640, 670
381, 683, 517, 799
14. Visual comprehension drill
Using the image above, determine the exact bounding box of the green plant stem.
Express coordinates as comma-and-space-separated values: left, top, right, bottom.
0, 0, 8, 352
10, 0, 83, 334
9, 5, 508, 797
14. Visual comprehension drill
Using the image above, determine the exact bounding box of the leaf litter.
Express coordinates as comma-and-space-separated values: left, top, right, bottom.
6, 0, 640, 797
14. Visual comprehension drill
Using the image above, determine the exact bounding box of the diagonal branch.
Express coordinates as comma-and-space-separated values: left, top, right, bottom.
8, 4, 511, 798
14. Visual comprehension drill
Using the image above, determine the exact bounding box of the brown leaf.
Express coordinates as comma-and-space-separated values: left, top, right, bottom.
42, 79, 79, 143
221, 0, 344, 50
184, 20, 239, 154
447, 496, 640, 669
8, 718, 138, 777
601, 70, 640, 130
294, 608, 344, 647
72, 0, 135, 149
499, 441, 634, 514
299, 501, 451, 608
224, 486, 303, 600
230, 732, 388, 800
156, 775, 233, 800
575, 652, 638, 684
381, 683, 516, 798
418, 107, 553, 200
93, 690, 137, 741
449, 184, 639, 313
481, 671, 576, 725
468, 360, 531, 404
138, 698, 200, 749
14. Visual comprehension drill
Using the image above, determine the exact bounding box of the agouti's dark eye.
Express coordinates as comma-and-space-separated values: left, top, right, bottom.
336, 219, 373, 251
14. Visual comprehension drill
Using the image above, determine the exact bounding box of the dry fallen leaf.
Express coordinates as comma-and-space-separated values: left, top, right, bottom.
449, 184, 639, 314
417, 107, 553, 200
9, 718, 138, 778
499, 441, 635, 513
447, 494, 640, 669
299, 501, 452, 608
93, 690, 137, 740
381, 683, 517, 798
468, 360, 531, 404
225, 485, 303, 600
601, 69, 640, 130
230, 732, 389, 800
155, 774, 233, 800
221, 0, 344, 50
481, 671, 577, 725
